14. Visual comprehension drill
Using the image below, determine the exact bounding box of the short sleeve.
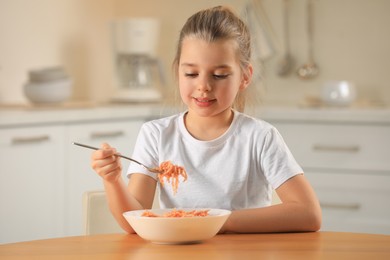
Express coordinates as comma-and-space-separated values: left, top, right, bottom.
260, 127, 303, 189
126, 122, 159, 180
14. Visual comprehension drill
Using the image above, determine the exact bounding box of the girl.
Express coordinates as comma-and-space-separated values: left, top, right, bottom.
91, 6, 321, 234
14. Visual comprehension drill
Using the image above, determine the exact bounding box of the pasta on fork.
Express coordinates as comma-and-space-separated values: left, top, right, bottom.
155, 161, 188, 195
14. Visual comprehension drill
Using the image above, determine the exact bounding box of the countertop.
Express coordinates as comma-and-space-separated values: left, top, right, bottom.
0, 102, 171, 127
258, 105, 390, 124
1, 102, 390, 128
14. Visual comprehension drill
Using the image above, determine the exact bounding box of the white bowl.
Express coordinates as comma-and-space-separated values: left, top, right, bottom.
321, 80, 356, 107
123, 208, 231, 244
24, 78, 72, 104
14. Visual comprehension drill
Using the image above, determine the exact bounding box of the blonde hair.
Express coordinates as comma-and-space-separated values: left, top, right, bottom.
172, 6, 255, 112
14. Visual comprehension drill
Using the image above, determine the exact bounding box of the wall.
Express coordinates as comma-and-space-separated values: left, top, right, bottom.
0, 0, 389, 106
0, 0, 115, 104
262, 0, 390, 106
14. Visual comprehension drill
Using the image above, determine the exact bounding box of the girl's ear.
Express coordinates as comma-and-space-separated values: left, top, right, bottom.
239, 64, 253, 90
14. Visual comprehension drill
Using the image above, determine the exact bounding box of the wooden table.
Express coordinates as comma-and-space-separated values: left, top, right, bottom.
1, 232, 389, 259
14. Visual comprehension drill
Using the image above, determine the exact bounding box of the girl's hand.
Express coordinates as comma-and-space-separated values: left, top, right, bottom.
91, 143, 122, 183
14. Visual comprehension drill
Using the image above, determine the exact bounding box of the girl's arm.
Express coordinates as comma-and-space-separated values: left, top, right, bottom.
103, 174, 156, 233
91, 143, 156, 233
221, 174, 322, 233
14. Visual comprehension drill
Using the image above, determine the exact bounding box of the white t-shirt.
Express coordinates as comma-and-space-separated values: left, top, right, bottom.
127, 110, 303, 210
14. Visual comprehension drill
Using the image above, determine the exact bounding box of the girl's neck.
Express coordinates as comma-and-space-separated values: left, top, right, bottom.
184, 109, 234, 141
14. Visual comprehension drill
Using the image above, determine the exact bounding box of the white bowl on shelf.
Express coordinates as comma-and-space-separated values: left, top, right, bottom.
321, 81, 356, 107
24, 78, 72, 104
123, 208, 231, 244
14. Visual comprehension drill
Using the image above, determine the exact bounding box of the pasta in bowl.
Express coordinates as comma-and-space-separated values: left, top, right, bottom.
123, 208, 231, 244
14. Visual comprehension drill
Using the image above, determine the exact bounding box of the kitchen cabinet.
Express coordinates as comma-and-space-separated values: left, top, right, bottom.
268, 119, 390, 235
0, 126, 65, 243
0, 105, 151, 243
305, 171, 390, 234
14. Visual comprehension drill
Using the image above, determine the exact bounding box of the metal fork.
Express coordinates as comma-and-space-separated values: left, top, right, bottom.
72, 142, 161, 174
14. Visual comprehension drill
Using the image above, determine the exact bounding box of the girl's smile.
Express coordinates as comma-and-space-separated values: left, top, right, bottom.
192, 97, 217, 107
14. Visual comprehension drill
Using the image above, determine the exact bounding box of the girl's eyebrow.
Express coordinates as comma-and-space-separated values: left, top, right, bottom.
180, 63, 232, 69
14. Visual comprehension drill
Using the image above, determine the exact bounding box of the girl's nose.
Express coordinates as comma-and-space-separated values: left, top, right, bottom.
197, 77, 212, 92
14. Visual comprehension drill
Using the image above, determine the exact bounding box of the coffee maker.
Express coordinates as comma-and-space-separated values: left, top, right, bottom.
111, 18, 165, 102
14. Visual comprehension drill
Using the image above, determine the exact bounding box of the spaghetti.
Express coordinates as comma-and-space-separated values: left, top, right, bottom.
155, 161, 187, 195
141, 209, 210, 218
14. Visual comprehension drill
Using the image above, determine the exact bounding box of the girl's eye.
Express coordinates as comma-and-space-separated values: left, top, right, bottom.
213, 74, 229, 79
184, 73, 198, 78
183, 73, 229, 79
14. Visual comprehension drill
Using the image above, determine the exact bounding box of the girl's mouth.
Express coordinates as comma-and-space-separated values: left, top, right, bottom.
193, 97, 216, 107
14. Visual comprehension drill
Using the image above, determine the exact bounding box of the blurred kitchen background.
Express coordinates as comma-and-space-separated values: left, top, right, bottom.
0, 0, 389, 106
1, 0, 390, 244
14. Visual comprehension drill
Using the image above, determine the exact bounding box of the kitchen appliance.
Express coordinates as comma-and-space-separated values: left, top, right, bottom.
110, 18, 165, 102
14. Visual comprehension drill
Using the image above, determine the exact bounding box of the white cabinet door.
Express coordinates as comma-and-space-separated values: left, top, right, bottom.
272, 122, 390, 172
0, 126, 65, 243
268, 120, 390, 235
305, 171, 390, 235
65, 119, 144, 236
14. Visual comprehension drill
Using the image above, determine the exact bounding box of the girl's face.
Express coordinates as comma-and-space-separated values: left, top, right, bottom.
178, 38, 251, 118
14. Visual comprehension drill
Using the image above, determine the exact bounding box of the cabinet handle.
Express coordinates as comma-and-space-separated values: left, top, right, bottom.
320, 202, 361, 210
90, 131, 125, 139
11, 135, 50, 144
312, 144, 360, 153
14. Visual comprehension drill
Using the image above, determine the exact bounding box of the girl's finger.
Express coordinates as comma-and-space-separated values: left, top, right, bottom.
96, 160, 122, 179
